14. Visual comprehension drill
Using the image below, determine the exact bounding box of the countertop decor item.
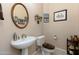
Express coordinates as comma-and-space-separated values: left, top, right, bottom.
11, 3, 29, 29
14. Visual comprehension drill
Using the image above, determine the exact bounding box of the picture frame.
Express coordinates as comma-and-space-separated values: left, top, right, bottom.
53, 9, 67, 22
43, 13, 49, 23
0, 3, 4, 20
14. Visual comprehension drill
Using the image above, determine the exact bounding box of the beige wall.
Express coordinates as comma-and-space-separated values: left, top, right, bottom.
43, 3, 79, 50
0, 3, 43, 55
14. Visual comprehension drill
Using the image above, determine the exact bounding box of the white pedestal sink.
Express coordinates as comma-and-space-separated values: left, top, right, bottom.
11, 36, 36, 55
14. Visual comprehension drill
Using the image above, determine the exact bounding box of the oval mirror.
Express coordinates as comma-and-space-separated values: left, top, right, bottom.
11, 3, 29, 29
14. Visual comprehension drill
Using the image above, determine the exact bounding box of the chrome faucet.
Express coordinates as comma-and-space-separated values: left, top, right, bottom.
21, 34, 27, 39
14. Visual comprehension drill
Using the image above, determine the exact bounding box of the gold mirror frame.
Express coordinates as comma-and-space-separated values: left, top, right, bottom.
11, 3, 29, 29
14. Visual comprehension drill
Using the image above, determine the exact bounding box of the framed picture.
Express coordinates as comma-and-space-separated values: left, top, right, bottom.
43, 13, 49, 23
0, 3, 4, 20
53, 9, 67, 22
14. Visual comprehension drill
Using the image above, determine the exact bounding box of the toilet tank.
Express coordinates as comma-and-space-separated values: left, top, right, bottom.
36, 35, 45, 46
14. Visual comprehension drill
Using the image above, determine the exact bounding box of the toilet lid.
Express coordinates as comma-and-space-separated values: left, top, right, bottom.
42, 42, 55, 50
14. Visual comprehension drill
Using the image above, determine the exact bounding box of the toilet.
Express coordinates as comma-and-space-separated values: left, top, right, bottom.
36, 35, 55, 55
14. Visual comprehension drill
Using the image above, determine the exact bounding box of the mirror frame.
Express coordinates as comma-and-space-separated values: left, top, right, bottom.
11, 3, 29, 29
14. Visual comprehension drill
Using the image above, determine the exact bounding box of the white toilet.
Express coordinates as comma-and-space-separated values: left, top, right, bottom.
36, 35, 55, 55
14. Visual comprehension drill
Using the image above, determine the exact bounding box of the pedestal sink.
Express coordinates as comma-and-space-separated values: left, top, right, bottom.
11, 36, 36, 55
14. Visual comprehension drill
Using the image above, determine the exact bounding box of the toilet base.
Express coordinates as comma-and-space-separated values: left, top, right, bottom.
42, 50, 54, 55
42, 50, 51, 55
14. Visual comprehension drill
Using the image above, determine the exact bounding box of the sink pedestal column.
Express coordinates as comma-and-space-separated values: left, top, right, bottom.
22, 48, 28, 55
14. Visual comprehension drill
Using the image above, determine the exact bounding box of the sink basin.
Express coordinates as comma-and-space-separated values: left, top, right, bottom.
11, 36, 36, 55
11, 36, 36, 49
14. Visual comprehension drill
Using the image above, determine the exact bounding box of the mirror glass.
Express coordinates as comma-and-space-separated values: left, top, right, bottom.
11, 3, 29, 29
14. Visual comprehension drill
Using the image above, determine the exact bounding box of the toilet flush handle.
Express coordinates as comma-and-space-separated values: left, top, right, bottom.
53, 35, 57, 40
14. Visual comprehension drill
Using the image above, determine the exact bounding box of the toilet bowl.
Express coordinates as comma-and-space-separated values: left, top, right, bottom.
42, 47, 55, 55
42, 42, 55, 55
36, 35, 55, 55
